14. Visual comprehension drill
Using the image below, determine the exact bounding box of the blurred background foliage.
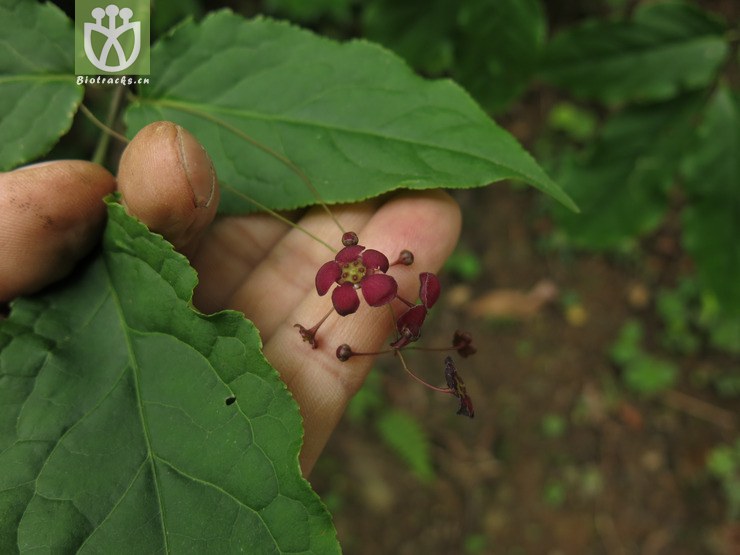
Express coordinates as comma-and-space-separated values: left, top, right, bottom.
51, 0, 740, 552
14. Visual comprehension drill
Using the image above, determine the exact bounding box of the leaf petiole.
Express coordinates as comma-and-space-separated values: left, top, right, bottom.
81, 87, 130, 166
221, 183, 337, 254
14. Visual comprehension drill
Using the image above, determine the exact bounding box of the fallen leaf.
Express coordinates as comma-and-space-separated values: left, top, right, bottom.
468, 279, 559, 319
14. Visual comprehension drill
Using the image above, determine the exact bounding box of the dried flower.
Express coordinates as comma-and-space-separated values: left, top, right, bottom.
452, 330, 477, 358
444, 356, 474, 418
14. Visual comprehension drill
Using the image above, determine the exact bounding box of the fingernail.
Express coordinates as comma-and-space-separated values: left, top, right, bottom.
175, 125, 216, 208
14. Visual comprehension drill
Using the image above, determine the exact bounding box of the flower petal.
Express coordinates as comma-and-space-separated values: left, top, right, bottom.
335, 245, 364, 264
419, 272, 441, 309
395, 304, 427, 341
315, 261, 342, 296
361, 273, 398, 306
332, 283, 360, 316
361, 249, 390, 272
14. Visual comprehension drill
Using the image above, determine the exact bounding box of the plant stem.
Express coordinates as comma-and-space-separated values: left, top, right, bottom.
395, 350, 453, 394
85, 87, 129, 166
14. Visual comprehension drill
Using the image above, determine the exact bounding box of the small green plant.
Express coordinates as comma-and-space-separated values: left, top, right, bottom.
546, 102, 598, 142
656, 279, 701, 355
542, 480, 567, 507
609, 320, 679, 396
707, 439, 740, 520
540, 413, 567, 439
375, 409, 436, 483
444, 247, 483, 282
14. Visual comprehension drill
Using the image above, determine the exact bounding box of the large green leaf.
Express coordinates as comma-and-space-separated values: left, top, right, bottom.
552, 94, 704, 249
453, 0, 545, 113
362, 0, 545, 113
0, 200, 339, 553
541, 1, 728, 104
0, 0, 82, 170
362, 0, 458, 75
125, 11, 575, 214
681, 87, 740, 315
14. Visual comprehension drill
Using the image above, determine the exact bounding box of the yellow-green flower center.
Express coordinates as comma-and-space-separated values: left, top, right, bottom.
339, 259, 366, 286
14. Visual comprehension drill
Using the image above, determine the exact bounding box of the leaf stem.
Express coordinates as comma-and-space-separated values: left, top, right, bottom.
149, 99, 346, 234
221, 183, 337, 254
84, 88, 129, 166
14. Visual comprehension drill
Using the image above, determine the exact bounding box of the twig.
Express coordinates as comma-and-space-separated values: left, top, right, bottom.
663, 389, 736, 430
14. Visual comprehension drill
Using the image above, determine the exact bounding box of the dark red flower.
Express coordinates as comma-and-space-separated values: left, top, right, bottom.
419, 272, 441, 309
391, 304, 427, 349
315, 243, 398, 316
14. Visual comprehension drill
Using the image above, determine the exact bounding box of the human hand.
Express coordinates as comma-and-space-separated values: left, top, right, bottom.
0, 122, 461, 474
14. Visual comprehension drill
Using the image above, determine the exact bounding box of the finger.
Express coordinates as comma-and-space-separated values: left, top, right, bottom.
252, 191, 461, 474
117, 122, 218, 256
0, 161, 115, 302
223, 201, 378, 337
188, 213, 290, 314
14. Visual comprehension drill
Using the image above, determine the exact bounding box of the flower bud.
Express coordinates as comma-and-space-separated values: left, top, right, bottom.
396, 250, 414, 266
336, 344, 354, 361
341, 231, 359, 246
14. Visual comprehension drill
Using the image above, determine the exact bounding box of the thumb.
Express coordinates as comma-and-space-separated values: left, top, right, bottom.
117, 121, 219, 256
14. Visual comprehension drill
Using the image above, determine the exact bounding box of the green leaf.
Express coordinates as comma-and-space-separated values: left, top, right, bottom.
362, 0, 457, 75
0, 200, 339, 553
547, 102, 598, 142
609, 320, 644, 367
552, 94, 704, 249
681, 87, 740, 315
622, 355, 678, 396
541, 1, 728, 104
363, 0, 545, 113
0, 0, 82, 170
454, 0, 545, 113
376, 409, 435, 483
264, 0, 353, 23
124, 12, 575, 214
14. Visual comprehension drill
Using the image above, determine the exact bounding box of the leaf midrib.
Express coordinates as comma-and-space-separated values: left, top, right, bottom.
97, 247, 284, 553
103, 273, 171, 554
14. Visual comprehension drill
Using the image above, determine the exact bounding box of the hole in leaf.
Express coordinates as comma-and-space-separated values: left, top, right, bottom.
225, 395, 236, 406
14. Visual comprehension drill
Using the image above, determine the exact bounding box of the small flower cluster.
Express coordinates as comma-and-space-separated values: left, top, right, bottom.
295, 231, 475, 418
